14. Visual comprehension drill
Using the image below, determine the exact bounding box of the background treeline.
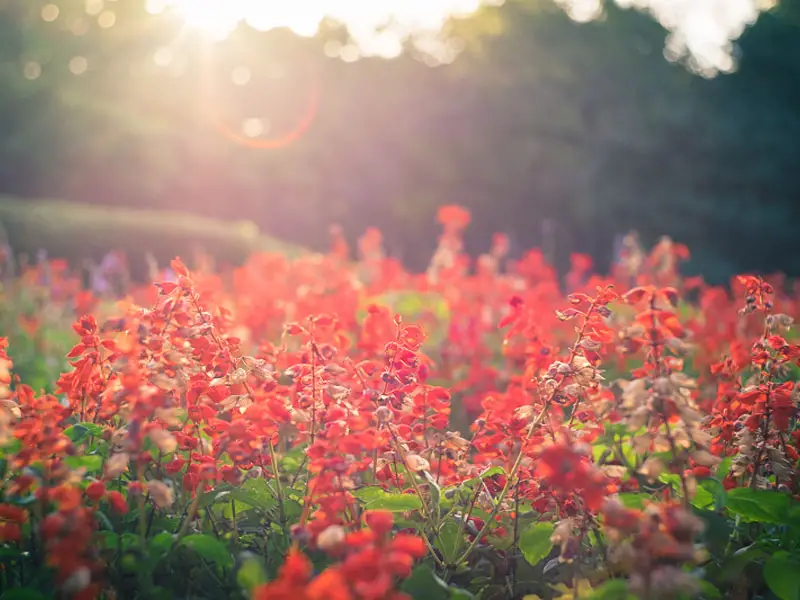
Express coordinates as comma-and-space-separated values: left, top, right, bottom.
0, 0, 798, 283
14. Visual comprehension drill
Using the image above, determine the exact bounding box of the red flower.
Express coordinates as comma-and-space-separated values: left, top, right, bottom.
85, 482, 106, 502
363, 510, 394, 537
107, 491, 128, 515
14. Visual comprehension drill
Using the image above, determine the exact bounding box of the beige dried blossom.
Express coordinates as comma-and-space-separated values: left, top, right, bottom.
515, 405, 535, 421
550, 517, 576, 560
105, 452, 130, 478
570, 355, 604, 387
219, 394, 252, 412
327, 384, 350, 402
689, 427, 712, 448
0, 399, 21, 420
229, 368, 248, 385
607, 540, 637, 571
670, 426, 693, 450
765, 313, 794, 332
690, 449, 721, 468
405, 454, 430, 472
665, 336, 694, 356
197, 437, 213, 455
316, 525, 346, 552
639, 457, 665, 482
62, 566, 92, 594
0, 411, 13, 446
669, 372, 698, 390
154, 407, 183, 428
148, 428, 178, 454
620, 379, 648, 411
601, 465, 628, 479
632, 434, 652, 454
731, 427, 755, 478
652, 435, 672, 453
653, 377, 672, 397
444, 432, 470, 451
150, 373, 179, 391
110, 427, 128, 448
768, 446, 794, 481
147, 480, 174, 509
628, 406, 651, 430
241, 356, 275, 382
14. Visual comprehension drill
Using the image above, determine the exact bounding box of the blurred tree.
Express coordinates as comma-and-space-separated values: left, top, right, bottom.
0, 0, 797, 282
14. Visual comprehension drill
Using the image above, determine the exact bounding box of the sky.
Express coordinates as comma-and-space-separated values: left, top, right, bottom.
153, 0, 775, 74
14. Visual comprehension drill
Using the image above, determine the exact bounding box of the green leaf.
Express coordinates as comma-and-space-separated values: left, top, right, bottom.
353, 487, 387, 503
149, 532, 174, 556
459, 466, 505, 491
715, 457, 732, 481
764, 552, 800, 600
477, 466, 504, 480
694, 509, 732, 558
718, 544, 768, 582
222, 499, 252, 519
0, 547, 25, 561
65, 454, 103, 473
94, 509, 114, 531
435, 520, 464, 563
401, 565, 471, 600
237, 556, 268, 593
0, 591, 48, 600
401, 565, 450, 600
423, 470, 442, 515
698, 580, 723, 600
586, 579, 635, 600
617, 493, 647, 509
199, 488, 232, 509
694, 479, 726, 512
519, 522, 554, 567
64, 422, 105, 443
228, 479, 279, 512
0, 438, 22, 459
365, 493, 423, 513
180, 534, 234, 570
691, 482, 715, 510
726, 488, 791, 524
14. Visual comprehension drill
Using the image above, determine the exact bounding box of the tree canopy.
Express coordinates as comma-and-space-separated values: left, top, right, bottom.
0, 0, 798, 282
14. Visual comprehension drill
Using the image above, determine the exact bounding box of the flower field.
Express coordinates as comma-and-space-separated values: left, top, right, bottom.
0, 206, 798, 600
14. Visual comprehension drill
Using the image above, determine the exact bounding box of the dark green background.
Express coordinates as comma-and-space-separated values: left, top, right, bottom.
1, 0, 798, 282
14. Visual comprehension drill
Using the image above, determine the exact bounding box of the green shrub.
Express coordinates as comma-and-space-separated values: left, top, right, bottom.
0, 197, 303, 276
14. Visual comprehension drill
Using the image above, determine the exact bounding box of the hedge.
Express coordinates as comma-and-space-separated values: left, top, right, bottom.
0, 197, 304, 277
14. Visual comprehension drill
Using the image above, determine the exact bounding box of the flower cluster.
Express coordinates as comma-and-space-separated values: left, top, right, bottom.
0, 207, 796, 600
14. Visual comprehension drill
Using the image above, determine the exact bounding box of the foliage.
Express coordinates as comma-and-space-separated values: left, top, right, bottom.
0, 206, 797, 599
0, 198, 305, 277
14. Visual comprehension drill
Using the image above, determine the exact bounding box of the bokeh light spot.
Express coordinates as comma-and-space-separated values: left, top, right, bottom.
41, 4, 60, 22
231, 66, 251, 86
154, 46, 173, 67
323, 40, 343, 58
69, 56, 89, 75
23, 61, 42, 81
98, 11, 117, 28
242, 118, 268, 137
340, 45, 360, 63
85, 0, 104, 16
71, 17, 91, 36
145, 0, 169, 15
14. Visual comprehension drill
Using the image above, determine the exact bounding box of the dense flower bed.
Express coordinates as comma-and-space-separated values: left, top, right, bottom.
0, 206, 798, 600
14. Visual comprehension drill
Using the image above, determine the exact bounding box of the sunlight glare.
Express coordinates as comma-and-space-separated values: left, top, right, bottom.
157, 0, 502, 57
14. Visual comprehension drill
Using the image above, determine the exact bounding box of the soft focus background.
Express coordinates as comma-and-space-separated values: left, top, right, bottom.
0, 0, 798, 283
